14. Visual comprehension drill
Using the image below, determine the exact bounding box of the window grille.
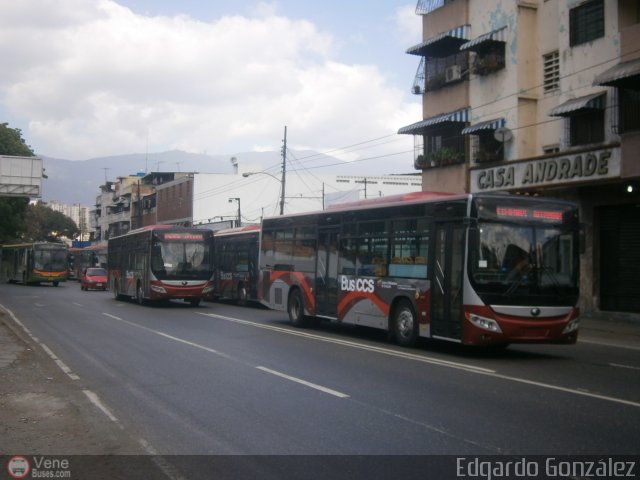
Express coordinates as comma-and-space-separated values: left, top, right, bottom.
569, 0, 604, 47
543, 51, 560, 93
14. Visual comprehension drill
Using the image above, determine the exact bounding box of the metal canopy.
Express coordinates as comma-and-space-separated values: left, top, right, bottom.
593, 57, 640, 90
398, 108, 469, 135
548, 92, 606, 117
406, 25, 470, 58
461, 118, 505, 135
460, 26, 507, 51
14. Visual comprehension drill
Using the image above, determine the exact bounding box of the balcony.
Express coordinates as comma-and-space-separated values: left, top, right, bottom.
415, 147, 465, 169
472, 52, 505, 76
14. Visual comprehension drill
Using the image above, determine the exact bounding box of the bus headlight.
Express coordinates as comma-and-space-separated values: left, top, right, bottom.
562, 318, 580, 334
202, 284, 214, 294
150, 284, 167, 294
469, 314, 503, 333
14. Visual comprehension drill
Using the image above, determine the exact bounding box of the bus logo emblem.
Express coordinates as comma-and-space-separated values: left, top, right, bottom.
531, 308, 541, 316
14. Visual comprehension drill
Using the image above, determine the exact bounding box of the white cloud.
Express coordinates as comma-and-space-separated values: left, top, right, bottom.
0, 0, 419, 170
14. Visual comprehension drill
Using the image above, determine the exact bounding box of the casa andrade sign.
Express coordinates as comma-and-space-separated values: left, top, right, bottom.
470, 148, 620, 192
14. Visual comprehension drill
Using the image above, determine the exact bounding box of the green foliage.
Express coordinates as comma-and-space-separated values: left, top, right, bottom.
23, 202, 79, 243
0, 122, 34, 156
0, 122, 36, 243
0, 197, 29, 243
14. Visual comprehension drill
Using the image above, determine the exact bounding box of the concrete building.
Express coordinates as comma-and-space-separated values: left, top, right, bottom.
90, 170, 422, 235
156, 172, 422, 228
399, 0, 640, 315
47, 201, 92, 241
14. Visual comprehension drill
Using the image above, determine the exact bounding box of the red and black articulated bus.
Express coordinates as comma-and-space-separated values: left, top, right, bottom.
212, 224, 260, 305
108, 225, 214, 306
257, 191, 580, 347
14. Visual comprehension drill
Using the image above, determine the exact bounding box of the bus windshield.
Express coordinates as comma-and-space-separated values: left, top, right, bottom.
34, 246, 67, 271
151, 240, 211, 281
469, 221, 579, 304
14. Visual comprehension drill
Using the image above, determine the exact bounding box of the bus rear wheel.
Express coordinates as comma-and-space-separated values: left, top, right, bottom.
237, 284, 248, 307
136, 283, 145, 305
287, 289, 309, 327
392, 299, 418, 347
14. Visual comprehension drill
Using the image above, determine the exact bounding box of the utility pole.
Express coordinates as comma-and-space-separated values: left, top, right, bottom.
280, 126, 287, 215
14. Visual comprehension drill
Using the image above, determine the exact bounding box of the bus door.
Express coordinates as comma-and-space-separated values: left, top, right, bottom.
431, 223, 465, 340
315, 228, 339, 317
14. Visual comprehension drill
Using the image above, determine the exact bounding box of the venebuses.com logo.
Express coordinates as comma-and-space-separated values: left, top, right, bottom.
6, 456, 71, 479
6, 456, 30, 479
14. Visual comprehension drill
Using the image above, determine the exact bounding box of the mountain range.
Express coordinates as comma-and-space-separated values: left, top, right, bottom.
40, 150, 417, 206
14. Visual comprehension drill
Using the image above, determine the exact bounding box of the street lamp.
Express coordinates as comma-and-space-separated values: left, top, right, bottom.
228, 197, 241, 227
243, 171, 285, 215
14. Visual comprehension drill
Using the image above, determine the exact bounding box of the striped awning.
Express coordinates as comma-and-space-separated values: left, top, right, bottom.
416, 0, 445, 15
406, 25, 471, 57
461, 118, 505, 135
549, 92, 606, 117
593, 57, 640, 89
398, 108, 470, 135
460, 26, 507, 51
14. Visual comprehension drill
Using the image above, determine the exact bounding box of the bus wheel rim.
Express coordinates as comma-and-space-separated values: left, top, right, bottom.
397, 309, 414, 338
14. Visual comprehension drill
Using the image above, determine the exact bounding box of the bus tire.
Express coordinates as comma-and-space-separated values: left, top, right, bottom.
287, 288, 308, 327
189, 298, 201, 307
237, 284, 247, 306
392, 299, 418, 347
136, 282, 145, 305
112, 280, 123, 301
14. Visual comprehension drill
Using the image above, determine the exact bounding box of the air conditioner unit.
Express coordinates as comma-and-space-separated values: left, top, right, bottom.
445, 65, 462, 83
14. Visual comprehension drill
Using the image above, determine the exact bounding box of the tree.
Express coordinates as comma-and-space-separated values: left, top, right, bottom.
0, 122, 36, 242
23, 202, 79, 243
0, 122, 35, 156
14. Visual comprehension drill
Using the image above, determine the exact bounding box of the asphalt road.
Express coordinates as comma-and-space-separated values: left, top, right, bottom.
1, 281, 639, 459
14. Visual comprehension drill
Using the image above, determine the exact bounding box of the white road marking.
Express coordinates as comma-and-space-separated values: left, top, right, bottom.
198, 313, 494, 374
72, 302, 83, 307
101, 313, 231, 359
0, 303, 80, 380
83, 389, 120, 424
138, 438, 188, 480
101, 312, 350, 399
610, 363, 640, 371
580, 338, 640, 351
198, 312, 640, 409
256, 366, 349, 398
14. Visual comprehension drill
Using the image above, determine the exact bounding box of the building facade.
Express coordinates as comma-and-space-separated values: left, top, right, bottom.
399, 0, 640, 315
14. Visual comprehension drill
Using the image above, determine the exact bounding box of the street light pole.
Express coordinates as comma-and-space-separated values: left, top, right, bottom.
280, 126, 287, 215
228, 197, 241, 227
242, 171, 285, 215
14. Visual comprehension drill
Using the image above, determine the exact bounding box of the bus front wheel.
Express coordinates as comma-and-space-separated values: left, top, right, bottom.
392, 299, 418, 347
113, 280, 123, 301
287, 289, 308, 327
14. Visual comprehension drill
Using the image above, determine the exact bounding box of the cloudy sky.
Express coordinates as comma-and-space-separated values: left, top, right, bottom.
0, 0, 423, 172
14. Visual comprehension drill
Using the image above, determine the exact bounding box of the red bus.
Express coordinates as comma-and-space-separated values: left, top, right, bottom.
212, 224, 260, 305
108, 225, 214, 306
258, 191, 580, 347
68, 244, 107, 280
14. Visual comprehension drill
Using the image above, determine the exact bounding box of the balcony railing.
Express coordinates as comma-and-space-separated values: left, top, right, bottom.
472, 52, 505, 76
415, 148, 465, 169
424, 53, 469, 92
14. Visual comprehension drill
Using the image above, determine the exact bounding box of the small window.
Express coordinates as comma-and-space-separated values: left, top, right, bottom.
570, 0, 604, 47
543, 51, 560, 93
